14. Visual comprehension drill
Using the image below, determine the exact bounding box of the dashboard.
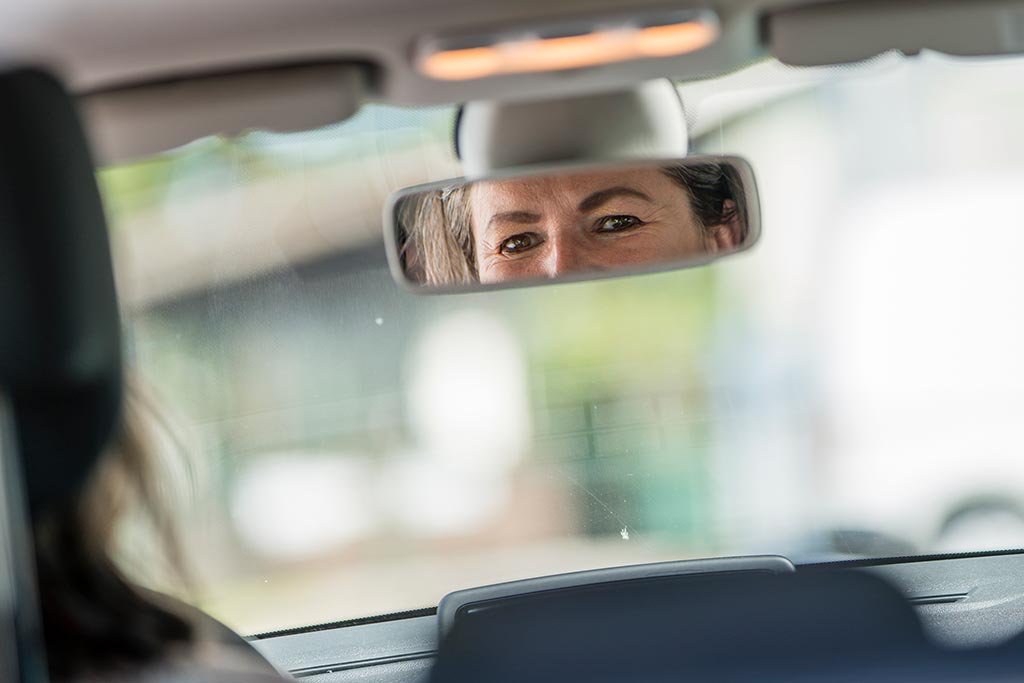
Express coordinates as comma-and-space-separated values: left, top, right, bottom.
250, 551, 1024, 682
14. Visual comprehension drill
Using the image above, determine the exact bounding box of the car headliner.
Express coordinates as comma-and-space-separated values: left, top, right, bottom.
0, 0, 976, 102
3, 0, 1016, 166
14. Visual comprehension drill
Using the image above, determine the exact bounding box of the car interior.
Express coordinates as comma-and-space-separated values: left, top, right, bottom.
5, 0, 1024, 681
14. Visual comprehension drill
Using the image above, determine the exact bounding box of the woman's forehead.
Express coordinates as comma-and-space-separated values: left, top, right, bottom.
473, 167, 668, 206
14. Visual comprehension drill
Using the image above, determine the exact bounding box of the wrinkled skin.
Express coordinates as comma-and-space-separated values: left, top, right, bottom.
470, 168, 741, 284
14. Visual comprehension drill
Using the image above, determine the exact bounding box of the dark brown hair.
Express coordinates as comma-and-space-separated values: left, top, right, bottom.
659, 162, 747, 240
34, 377, 195, 680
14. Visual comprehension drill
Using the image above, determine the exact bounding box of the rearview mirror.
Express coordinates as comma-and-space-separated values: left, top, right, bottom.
385, 156, 759, 292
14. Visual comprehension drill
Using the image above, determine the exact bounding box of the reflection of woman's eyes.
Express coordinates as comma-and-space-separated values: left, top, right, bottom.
595, 215, 645, 233
499, 232, 543, 256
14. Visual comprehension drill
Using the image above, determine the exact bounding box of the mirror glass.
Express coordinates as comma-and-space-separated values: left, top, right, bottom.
386, 156, 759, 291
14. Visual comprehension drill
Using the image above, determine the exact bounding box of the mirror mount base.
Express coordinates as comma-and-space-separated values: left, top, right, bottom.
455, 79, 688, 179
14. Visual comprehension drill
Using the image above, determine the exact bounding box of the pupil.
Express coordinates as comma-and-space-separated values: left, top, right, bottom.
506, 236, 529, 252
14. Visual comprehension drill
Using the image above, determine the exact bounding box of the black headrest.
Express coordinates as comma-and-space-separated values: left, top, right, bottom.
0, 67, 122, 514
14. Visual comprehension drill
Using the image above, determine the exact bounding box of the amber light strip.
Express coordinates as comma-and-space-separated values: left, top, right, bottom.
418, 20, 720, 81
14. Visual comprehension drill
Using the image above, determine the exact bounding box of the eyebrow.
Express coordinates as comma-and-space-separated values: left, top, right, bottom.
486, 210, 542, 230
577, 187, 654, 212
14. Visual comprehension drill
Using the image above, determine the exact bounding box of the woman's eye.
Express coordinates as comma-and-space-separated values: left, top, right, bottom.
595, 215, 644, 232
499, 233, 541, 256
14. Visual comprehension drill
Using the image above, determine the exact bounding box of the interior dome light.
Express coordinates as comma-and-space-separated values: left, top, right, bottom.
417, 10, 720, 81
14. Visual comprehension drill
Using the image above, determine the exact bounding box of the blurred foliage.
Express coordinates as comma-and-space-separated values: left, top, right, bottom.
507, 268, 717, 397
98, 154, 175, 227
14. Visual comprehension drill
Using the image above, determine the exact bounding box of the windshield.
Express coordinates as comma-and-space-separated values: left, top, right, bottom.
100, 52, 1024, 635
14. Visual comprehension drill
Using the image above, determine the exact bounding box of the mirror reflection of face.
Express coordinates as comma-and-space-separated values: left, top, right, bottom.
469, 168, 741, 285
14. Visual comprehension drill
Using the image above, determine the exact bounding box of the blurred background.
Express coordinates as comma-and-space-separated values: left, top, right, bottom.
99, 51, 1024, 634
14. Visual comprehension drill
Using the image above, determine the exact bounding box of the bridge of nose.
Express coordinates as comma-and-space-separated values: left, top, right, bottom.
542, 222, 599, 277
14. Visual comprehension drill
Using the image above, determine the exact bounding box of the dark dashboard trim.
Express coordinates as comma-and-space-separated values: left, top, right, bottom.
290, 650, 436, 679
250, 606, 437, 640
797, 548, 1024, 570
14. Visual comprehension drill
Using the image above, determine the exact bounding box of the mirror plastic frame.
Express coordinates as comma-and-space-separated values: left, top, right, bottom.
383, 155, 761, 294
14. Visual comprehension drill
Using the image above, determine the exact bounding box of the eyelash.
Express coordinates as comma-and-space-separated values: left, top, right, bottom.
496, 215, 646, 256
497, 232, 543, 256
